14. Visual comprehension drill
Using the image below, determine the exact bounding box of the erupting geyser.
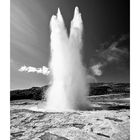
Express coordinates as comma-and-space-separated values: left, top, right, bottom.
46, 7, 91, 111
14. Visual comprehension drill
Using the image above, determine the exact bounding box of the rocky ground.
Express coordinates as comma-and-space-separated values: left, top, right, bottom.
10, 94, 130, 140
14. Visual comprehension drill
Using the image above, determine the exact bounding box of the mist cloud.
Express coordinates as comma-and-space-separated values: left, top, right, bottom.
90, 34, 129, 77
100, 35, 129, 63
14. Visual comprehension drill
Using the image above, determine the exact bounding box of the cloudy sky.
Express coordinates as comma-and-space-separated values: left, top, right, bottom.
11, 0, 130, 90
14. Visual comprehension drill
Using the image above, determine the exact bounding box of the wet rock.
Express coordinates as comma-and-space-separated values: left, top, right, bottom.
10, 98, 130, 140
96, 133, 110, 138
105, 117, 123, 122
39, 132, 69, 140
11, 131, 25, 138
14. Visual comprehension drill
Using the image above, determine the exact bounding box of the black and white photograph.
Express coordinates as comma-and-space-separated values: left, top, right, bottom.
10, 0, 130, 139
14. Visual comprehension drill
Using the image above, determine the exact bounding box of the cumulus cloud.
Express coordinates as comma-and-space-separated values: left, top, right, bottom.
91, 63, 103, 76
18, 65, 50, 75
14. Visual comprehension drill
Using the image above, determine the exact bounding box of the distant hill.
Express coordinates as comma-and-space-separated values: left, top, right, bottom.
10, 83, 130, 101
10, 85, 49, 101
89, 83, 130, 96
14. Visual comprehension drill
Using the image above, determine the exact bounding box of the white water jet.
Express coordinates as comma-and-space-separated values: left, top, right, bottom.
46, 7, 91, 111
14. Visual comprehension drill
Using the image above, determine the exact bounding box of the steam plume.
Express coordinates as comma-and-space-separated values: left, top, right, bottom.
46, 7, 91, 111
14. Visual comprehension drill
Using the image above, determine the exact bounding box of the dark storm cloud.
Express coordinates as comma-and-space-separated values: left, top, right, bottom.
90, 34, 129, 77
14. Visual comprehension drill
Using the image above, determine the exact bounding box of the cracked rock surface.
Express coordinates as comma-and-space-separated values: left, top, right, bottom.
11, 98, 129, 140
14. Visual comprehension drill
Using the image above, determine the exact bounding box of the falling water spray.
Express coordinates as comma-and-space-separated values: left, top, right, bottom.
46, 7, 91, 111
